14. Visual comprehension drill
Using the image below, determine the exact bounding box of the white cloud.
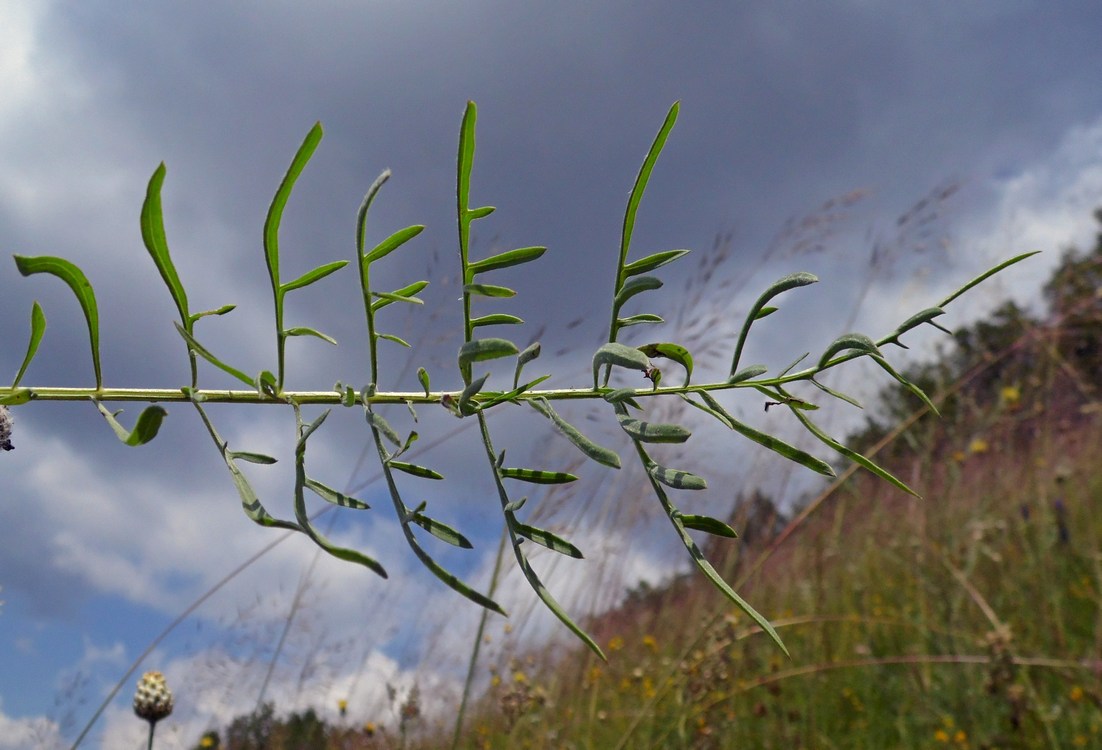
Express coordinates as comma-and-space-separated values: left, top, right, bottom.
0, 700, 63, 750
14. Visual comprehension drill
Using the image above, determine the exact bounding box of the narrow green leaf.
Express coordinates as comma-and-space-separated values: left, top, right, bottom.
302, 515, 388, 577
638, 342, 693, 385
388, 461, 444, 480
417, 367, 430, 396
228, 450, 278, 464
376, 332, 412, 348
410, 511, 473, 548
890, 306, 949, 341
513, 342, 540, 389
622, 249, 690, 277
730, 271, 818, 376
468, 246, 546, 275
457, 101, 477, 263
191, 401, 300, 532
620, 101, 680, 277
614, 275, 663, 309
504, 497, 527, 513
94, 402, 167, 446
648, 463, 707, 490
778, 352, 810, 377
789, 405, 918, 497
363, 224, 425, 264
140, 163, 190, 325
592, 342, 651, 388
304, 477, 370, 509
14, 255, 101, 388
602, 388, 639, 405
356, 169, 390, 259
529, 398, 621, 469
297, 409, 330, 447
174, 323, 255, 386
458, 373, 490, 415
728, 364, 768, 384
370, 291, 425, 306
12, 301, 45, 388
938, 251, 1040, 308
500, 467, 578, 484
405, 526, 504, 612
280, 260, 348, 293
870, 354, 940, 415
264, 122, 323, 289
513, 522, 584, 558
476, 374, 550, 411
464, 283, 516, 298
678, 513, 738, 538
663, 503, 787, 654
754, 306, 778, 320
512, 543, 604, 658
617, 313, 664, 327
473, 313, 523, 327
190, 304, 236, 321
467, 205, 495, 220
365, 409, 401, 446
818, 332, 882, 369
810, 378, 864, 409
616, 411, 691, 443
459, 338, 519, 368
370, 280, 430, 311
294, 405, 387, 578
285, 326, 337, 345
695, 391, 835, 477
256, 370, 278, 398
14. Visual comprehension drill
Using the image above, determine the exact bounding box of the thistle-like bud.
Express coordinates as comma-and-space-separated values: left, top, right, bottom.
0, 405, 13, 451
133, 671, 174, 724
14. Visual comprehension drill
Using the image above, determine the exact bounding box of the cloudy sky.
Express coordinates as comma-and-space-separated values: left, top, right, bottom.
3, 2, 1102, 747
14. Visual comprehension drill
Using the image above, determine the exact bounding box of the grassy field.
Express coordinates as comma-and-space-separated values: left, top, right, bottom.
431, 327, 1102, 749
191, 235, 1102, 750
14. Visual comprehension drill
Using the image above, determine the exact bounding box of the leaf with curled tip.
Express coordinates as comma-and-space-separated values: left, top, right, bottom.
730, 271, 818, 376
592, 342, 651, 388
14, 255, 101, 388
95, 402, 167, 447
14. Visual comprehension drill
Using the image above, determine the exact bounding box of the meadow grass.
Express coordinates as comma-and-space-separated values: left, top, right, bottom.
428, 353, 1102, 750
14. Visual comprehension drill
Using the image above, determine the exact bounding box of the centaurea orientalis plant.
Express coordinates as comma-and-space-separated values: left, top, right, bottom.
0, 100, 1035, 659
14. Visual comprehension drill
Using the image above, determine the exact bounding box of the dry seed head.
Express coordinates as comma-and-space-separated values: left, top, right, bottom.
0, 405, 13, 451
133, 671, 174, 723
